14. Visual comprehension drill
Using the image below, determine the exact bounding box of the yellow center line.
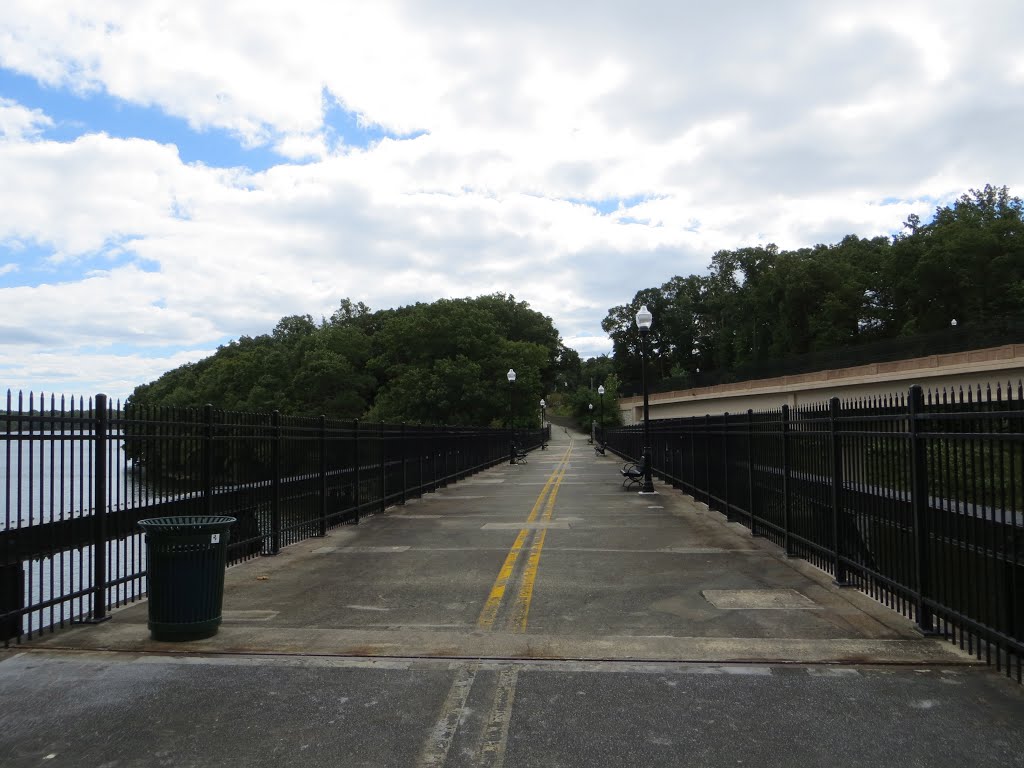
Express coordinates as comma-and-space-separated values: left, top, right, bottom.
508, 443, 571, 632
476, 443, 573, 630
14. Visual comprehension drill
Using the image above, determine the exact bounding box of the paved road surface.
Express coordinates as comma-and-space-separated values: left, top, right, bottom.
2, 428, 1022, 767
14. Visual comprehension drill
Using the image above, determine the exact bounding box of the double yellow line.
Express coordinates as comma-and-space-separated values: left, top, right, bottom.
476, 442, 573, 632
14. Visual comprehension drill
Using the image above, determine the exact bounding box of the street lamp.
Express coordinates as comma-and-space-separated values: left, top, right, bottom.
507, 368, 516, 465
597, 384, 605, 445
588, 403, 594, 443
540, 398, 547, 450
635, 305, 655, 493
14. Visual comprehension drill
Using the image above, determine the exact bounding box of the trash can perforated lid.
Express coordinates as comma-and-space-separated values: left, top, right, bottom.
138, 516, 236, 532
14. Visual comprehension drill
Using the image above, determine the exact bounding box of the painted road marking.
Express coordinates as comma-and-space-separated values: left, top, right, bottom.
507, 450, 570, 632
417, 664, 479, 768
419, 664, 521, 768
477, 666, 519, 767
476, 443, 573, 630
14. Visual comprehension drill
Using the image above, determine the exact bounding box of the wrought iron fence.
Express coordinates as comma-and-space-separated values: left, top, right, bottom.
605, 382, 1024, 682
1, 390, 545, 644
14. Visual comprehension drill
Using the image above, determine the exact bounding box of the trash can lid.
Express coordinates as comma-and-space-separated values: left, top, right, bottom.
138, 515, 237, 532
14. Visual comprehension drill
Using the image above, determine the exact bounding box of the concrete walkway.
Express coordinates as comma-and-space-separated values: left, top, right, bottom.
3, 427, 1023, 767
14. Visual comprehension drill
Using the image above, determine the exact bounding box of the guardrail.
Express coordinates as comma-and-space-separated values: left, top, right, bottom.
605, 382, 1024, 683
2, 391, 547, 643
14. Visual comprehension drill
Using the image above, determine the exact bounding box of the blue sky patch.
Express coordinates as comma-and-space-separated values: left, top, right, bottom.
74, 341, 211, 357
565, 194, 656, 215
880, 194, 941, 208
1, 67, 282, 171
2, 68, 425, 169
0, 234, 158, 289
323, 91, 394, 150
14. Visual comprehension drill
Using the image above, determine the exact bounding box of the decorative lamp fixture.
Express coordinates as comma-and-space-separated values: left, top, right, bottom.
634, 306, 655, 493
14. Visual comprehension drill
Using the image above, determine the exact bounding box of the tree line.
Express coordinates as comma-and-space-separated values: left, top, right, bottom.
128, 186, 1021, 428
602, 184, 1024, 392
126, 294, 616, 429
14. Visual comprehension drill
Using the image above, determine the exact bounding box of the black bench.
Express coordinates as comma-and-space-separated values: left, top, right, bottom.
620, 457, 647, 488
594, 442, 606, 456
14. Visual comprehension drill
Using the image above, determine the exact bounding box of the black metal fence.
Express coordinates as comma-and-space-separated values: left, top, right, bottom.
1, 391, 545, 644
605, 382, 1024, 682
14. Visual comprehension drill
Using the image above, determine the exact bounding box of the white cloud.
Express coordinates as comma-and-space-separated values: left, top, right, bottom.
1, 1, 1023, 400
0, 97, 52, 141
0, 347, 218, 402
274, 133, 328, 161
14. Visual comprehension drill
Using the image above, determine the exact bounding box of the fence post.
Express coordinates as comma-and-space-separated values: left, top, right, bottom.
318, 415, 327, 537
401, 422, 407, 505
203, 403, 214, 516
782, 405, 795, 557
417, 429, 424, 497
379, 421, 386, 513
689, 417, 696, 496
909, 385, 936, 634
85, 393, 111, 623
441, 424, 448, 487
452, 428, 458, 480
667, 436, 675, 489
270, 410, 281, 554
830, 397, 853, 586
457, 430, 464, 479
432, 428, 438, 492
748, 409, 759, 536
704, 414, 712, 508
353, 419, 361, 525
723, 413, 732, 520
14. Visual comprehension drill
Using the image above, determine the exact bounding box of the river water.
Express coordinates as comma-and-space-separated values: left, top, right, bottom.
2, 431, 151, 635
1, 430, 149, 529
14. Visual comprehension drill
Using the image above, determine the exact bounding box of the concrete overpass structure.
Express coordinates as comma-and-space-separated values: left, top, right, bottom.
619, 343, 1024, 423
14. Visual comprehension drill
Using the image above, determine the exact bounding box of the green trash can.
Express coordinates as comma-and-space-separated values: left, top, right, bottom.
139, 516, 236, 641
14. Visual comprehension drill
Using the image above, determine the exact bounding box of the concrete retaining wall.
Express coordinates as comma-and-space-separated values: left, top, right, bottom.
619, 344, 1024, 423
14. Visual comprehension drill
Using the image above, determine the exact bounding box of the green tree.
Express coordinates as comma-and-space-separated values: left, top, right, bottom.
363, 296, 560, 426
601, 183, 1024, 389
900, 185, 1024, 331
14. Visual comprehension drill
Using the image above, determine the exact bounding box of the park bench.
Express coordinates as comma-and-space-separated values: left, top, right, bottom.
620, 457, 647, 488
594, 442, 606, 456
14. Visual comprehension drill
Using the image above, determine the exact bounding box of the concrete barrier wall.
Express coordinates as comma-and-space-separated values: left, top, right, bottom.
619, 344, 1024, 422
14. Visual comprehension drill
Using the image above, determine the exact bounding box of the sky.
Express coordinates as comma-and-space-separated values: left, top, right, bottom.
2, 1, 1023, 402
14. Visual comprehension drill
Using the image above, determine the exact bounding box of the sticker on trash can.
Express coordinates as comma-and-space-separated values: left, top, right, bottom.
211, 533, 221, 543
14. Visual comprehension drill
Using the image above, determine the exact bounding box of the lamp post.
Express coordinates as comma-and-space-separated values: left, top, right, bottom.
588, 403, 594, 443
540, 398, 547, 449
635, 305, 655, 493
507, 368, 516, 465
598, 384, 605, 445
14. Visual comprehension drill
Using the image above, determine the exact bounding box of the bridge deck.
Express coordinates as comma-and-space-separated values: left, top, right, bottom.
6, 427, 1024, 767
30, 426, 962, 664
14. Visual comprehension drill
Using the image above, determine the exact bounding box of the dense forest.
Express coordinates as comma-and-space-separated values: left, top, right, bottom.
604, 185, 1024, 392
129, 184, 1023, 427
126, 294, 615, 429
